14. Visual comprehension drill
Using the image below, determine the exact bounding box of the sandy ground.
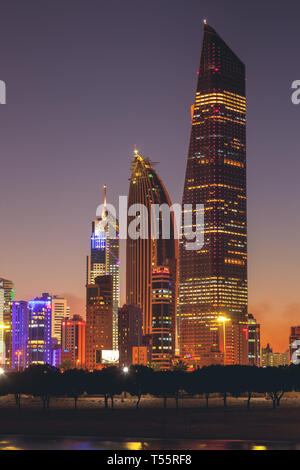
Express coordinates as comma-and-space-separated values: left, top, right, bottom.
0, 393, 300, 441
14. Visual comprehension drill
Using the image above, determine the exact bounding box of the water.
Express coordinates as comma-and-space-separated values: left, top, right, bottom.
0, 436, 298, 450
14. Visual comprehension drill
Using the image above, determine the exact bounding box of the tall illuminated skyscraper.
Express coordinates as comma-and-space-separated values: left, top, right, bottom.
179, 24, 248, 365
87, 185, 120, 349
126, 149, 178, 365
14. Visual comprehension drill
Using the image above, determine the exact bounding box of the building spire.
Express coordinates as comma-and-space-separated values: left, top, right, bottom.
102, 184, 107, 218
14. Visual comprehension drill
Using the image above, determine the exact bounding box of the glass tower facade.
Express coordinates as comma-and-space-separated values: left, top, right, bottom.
179, 24, 248, 364
87, 185, 120, 349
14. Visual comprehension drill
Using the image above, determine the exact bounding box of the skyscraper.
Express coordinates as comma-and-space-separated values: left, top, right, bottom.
51, 295, 69, 344
61, 315, 86, 368
28, 293, 52, 365
126, 149, 178, 364
0, 277, 14, 367
151, 267, 174, 368
179, 24, 248, 365
118, 304, 143, 368
86, 275, 113, 370
87, 185, 120, 350
12, 301, 29, 370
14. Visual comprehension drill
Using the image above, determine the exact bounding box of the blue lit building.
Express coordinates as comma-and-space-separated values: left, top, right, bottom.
12, 301, 29, 369
87, 185, 120, 349
28, 293, 52, 365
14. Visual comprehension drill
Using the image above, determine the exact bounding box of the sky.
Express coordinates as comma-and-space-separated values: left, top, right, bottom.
0, 0, 299, 352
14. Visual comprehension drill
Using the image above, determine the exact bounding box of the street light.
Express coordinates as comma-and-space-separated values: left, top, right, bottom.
217, 316, 230, 365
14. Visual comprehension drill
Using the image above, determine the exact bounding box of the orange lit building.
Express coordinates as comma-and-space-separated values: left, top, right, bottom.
179, 24, 248, 365
86, 275, 113, 370
61, 315, 85, 368
126, 149, 178, 359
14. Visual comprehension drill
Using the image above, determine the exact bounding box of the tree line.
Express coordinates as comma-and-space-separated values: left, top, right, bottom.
0, 364, 300, 411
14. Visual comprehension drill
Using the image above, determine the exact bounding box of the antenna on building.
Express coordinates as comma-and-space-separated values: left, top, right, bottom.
102, 184, 107, 218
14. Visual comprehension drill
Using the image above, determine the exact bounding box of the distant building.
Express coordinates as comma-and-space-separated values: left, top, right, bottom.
61, 315, 86, 368
12, 301, 29, 370
151, 267, 175, 369
87, 185, 120, 350
51, 296, 69, 345
28, 293, 52, 365
248, 314, 260, 366
219, 319, 249, 366
261, 344, 289, 367
86, 275, 113, 370
289, 326, 300, 363
118, 304, 143, 368
0, 277, 14, 367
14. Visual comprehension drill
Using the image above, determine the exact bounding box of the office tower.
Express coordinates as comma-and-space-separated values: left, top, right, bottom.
151, 267, 174, 369
51, 296, 69, 344
179, 23, 248, 365
118, 304, 143, 368
289, 326, 300, 363
61, 315, 86, 368
247, 314, 260, 366
28, 293, 52, 365
126, 148, 178, 353
86, 275, 113, 370
261, 344, 289, 367
12, 301, 29, 370
87, 185, 120, 350
0, 277, 14, 367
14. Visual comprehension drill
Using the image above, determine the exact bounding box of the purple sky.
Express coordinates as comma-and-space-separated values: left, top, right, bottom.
0, 0, 299, 351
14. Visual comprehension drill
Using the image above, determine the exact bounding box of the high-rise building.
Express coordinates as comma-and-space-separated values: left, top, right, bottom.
0, 277, 14, 367
28, 293, 52, 365
126, 148, 178, 356
51, 296, 69, 344
151, 267, 174, 368
179, 23, 248, 365
261, 344, 289, 367
12, 301, 29, 370
248, 314, 260, 366
86, 275, 113, 370
61, 315, 86, 368
118, 304, 143, 368
87, 185, 120, 350
289, 326, 300, 363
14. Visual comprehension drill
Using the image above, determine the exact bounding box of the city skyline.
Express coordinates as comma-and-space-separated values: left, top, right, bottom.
1, 1, 300, 352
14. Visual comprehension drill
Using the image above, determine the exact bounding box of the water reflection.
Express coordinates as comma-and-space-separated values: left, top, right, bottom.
0, 436, 298, 450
